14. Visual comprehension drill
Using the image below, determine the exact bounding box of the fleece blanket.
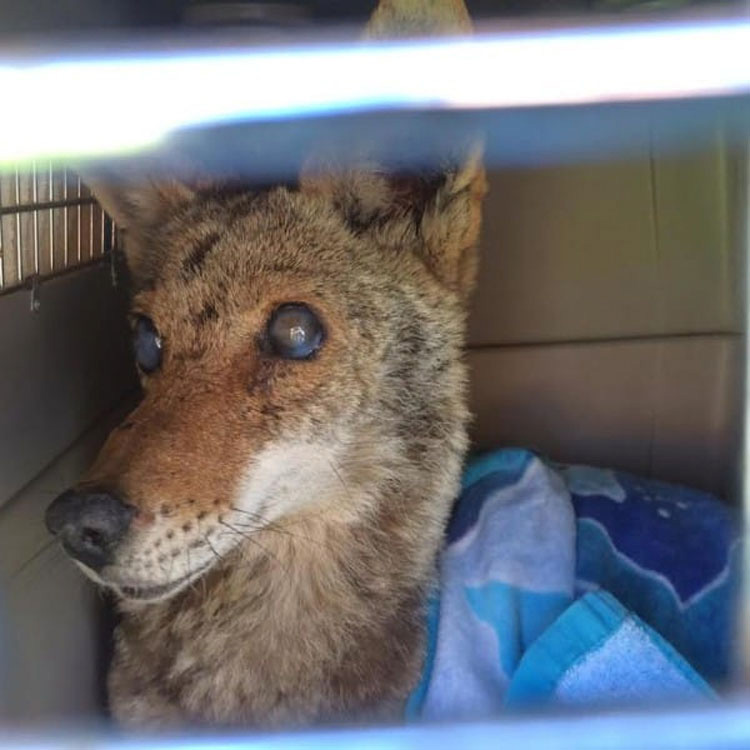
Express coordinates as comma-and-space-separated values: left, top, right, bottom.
407, 449, 739, 720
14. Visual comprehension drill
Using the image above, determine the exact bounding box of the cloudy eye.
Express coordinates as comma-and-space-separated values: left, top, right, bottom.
133, 316, 163, 373
267, 304, 325, 360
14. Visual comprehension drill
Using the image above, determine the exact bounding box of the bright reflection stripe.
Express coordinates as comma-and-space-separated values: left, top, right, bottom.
0, 18, 748, 163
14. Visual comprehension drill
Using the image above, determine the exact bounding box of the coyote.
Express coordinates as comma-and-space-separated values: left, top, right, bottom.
45, 0, 485, 728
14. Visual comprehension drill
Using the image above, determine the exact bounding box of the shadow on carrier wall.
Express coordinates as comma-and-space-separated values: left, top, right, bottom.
0, 170, 137, 718
469, 117, 746, 498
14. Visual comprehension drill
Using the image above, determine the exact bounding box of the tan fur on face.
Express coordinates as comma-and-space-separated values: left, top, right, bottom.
69, 0, 485, 729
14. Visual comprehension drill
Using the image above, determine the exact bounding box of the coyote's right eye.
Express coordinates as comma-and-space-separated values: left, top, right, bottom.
133, 316, 163, 374
267, 304, 325, 360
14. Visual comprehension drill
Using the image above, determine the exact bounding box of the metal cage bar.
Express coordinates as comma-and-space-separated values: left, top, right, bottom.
48, 162, 54, 272
100, 203, 105, 258
89, 190, 94, 261
14, 168, 22, 284
63, 168, 69, 268
76, 175, 82, 264
31, 161, 39, 276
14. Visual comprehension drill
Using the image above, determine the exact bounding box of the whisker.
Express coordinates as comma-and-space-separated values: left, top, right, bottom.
185, 546, 200, 597
219, 520, 287, 572
203, 533, 225, 564
167, 544, 176, 583
228, 508, 327, 550
228, 507, 301, 538
229, 506, 272, 523
196, 517, 265, 576
229, 519, 322, 548
229, 505, 326, 535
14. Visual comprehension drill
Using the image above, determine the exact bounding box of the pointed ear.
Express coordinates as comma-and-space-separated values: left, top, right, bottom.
301, 0, 485, 299
364, 0, 472, 38
82, 175, 193, 235
302, 150, 485, 298
416, 150, 486, 297
75, 155, 204, 289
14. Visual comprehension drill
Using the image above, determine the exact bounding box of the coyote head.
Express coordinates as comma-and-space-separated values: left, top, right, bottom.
45, 0, 485, 608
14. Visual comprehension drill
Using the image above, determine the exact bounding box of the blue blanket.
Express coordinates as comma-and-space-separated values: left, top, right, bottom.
407, 449, 739, 720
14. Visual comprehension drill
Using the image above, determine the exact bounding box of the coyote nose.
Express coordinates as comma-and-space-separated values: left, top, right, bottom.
45, 489, 135, 571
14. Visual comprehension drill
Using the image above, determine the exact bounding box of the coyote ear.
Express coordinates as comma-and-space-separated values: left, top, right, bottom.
301, 0, 485, 299
76, 157, 205, 288
363, 0, 472, 39
409, 152, 486, 298
302, 152, 485, 298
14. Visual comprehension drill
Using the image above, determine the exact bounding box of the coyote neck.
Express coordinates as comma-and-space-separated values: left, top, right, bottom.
112, 501, 437, 727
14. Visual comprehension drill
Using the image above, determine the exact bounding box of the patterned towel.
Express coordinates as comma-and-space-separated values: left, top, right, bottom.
407, 449, 739, 720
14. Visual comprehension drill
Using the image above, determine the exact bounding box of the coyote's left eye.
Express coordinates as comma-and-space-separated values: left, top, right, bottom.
133, 316, 163, 373
267, 304, 325, 360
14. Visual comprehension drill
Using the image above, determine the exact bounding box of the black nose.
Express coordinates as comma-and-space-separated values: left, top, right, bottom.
45, 489, 135, 571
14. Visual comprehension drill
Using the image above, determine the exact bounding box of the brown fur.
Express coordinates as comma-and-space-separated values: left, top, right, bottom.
63, 0, 485, 729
